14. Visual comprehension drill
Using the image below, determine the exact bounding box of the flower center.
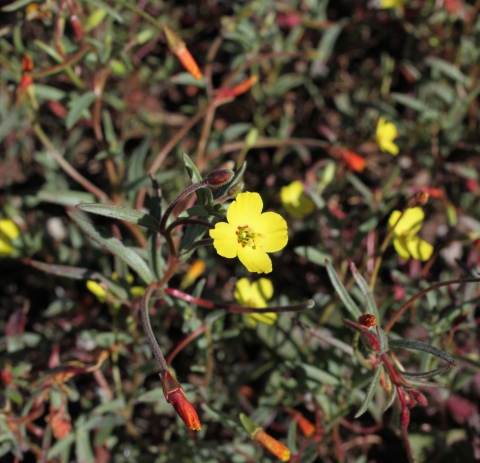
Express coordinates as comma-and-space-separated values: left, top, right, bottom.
236, 225, 263, 249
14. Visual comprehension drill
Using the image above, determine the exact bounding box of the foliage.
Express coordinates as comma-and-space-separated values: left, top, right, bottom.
1, 1, 480, 462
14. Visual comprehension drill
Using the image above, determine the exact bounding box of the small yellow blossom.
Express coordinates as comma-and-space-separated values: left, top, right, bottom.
388, 207, 433, 261
379, 0, 406, 11
234, 278, 276, 328
280, 181, 315, 219
375, 117, 399, 155
0, 219, 20, 257
209, 192, 288, 274
87, 273, 145, 305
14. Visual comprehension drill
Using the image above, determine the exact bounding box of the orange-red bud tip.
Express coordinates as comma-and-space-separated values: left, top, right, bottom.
358, 314, 377, 327
292, 413, 315, 437
166, 389, 202, 431
253, 430, 291, 461
340, 149, 366, 173
162, 371, 201, 431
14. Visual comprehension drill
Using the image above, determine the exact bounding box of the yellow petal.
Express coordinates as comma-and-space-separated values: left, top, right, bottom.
405, 235, 434, 261
281, 181, 314, 219
209, 222, 238, 258
0, 239, 15, 257
253, 212, 288, 253
238, 246, 272, 274
251, 279, 274, 304
227, 192, 263, 227
86, 280, 107, 303
393, 208, 424, 236
393, 236, 412, 259
0, 219, 20, 241
234, 278, 253, 307
245, 312, 278, 327
381, 140, 399, 155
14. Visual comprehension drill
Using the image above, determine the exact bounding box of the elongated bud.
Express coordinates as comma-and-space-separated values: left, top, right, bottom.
231, 75, 258, 97
320, 162, 336, 187
408, 191, 429, 208
205, 169, 234, 187
292, 412, 315, 437
240, 413, 290, 461
358, 314, 377, 327
228, 182, 244, 197
163, 24, 202, 80
400, 406, 410, 428
253, 430, 291, 462
410, 389, 428, 407
340, 149, 366, 173
162, 371, 201, 431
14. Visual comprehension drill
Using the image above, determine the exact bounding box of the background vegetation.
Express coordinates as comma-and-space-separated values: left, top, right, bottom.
1, 0, 480, 462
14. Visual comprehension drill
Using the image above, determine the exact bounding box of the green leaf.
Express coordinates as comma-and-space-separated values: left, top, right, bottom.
66, 92, 96, 129
355, 363, 383, 418
400, 364, 453, 379
68, 211, 154, 284
377, 327, 389, 354
48, 434, 75, 459
388, 339, 457, 366
381, 384, 397, 412
325, 260, 362, 319
294, 246, 332, 267
348, 259, 380, 320
426, 57, 470, 85
239, 413, 259, 436
1, 0, 32, 11
25, 260, 129, 299
76, 204, 161, 232
83, 0, 124, 23
37, 189, 96, 207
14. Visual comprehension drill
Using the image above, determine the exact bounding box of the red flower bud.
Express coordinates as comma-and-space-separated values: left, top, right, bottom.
162, 371, 201, 431
410, 390, 428, 407
358, 314, 377, 327
205, 169, 234, 187
400, 407, 410, 428
1, 370, 12, 386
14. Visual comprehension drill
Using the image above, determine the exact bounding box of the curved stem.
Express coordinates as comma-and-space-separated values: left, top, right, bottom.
140, 282, 168, 374
383, 277, 480, 333
159, 180, 208, 232
165, 288, 314, 314
165, 218, 214, 236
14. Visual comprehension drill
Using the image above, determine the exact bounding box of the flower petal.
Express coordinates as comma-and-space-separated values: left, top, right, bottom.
381, 140, 399, 155
254, 212, 288, 253
86, 280, 107, 303
251, 278, 274, 303
227, 192, 263, 227
400, 208, 425, 235
245, 312, 278, 327
406, 235, 434, 261
234, 278, 252, 306
238, 246, 272, 273
209, 222, 238, 258
0, 219, 20, 241
0, 239, 14, 257
393, 237, 412, 259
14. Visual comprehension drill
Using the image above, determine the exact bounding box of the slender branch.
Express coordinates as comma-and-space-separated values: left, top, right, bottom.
140, 282, 168, 374
32, 122, 108, 200
166, 325, 208, 366
165, 218, 214, 236
383, 277, 480, 333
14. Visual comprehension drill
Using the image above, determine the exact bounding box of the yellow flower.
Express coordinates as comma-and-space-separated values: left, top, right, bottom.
86, 273, 145, 305
375, 117, 399, 155
209, 192, 288, 274
0, 219, 20, 257
234, 278, 277, 328
280, 181, 315, 219
388, 207, 433, 261
379, 0, 406, 11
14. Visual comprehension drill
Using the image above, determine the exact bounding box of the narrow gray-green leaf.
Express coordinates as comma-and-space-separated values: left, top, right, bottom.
26, 259, 129, 299
377, 326, 389, 354
399, 364, 453, 379
325, 260, 362, 319
77, 204, 160, 232
388, 339, 457, 366
355, 363, 383, 418
1, 0, 32, 11
66, 92, 96, 129
295, 246, 332, 267
348, 259, 380, 319
83, 0, 124, 22
68, 211, 154, 284
381, 384, 397, 412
